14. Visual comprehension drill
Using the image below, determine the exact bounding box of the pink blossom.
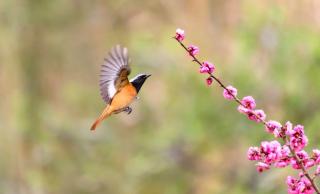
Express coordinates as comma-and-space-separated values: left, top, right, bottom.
287, 176, 299, 194
290, 135, 308, 151
246, 109, 266, 123
276, 157, 291, 169
287, 124, 305, 136
256, 162, 270, 173
299, 172, 305, 178
223, 85, 237, 100
305, 160, 315, 169
253, 139, 290, 168
296, 150, 309, 161
273, 128, 284, 138
237, 105, 248, 114
281, 145, 291, 158
274, 121, 292, 138
241, 96, 256, 110
297, 177, 314, 194
206, 77, 213, 86
247, 146, 261, 161
315, 165, 320, 176
291, 158, 301, 170
275, 158, 291, 168
199, 61, 215, 74
255, 110, 267, 121
260, 140, 282, 155
287, 176, 314, 194
291, 150, 313, 170
199, 66, 209, 74
188, 45, 199, 56
290, 135, 308, 152
265, 120, 282, 136
288, 125, 308, 152
175, 28, 185, 42
312, 149, 320, 164
275, 145, 291, 168
260, 140, 282, 164
287, 176, 297, 187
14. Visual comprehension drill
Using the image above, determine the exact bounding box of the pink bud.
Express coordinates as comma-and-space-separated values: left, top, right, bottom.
206, 77, 213, 86
223, 85, 237, 100
256, 162, 270, 173
284, 121, 293, 136
175, 28, 185, 42
188, 45, 199, 56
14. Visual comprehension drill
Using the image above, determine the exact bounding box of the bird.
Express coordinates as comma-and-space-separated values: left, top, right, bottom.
90, 45, 151, 131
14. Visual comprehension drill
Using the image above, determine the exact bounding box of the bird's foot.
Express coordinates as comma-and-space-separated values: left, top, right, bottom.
124, 106, 132, 114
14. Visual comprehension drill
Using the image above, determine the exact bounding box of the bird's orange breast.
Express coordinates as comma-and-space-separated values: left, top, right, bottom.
110, 83, 137, 111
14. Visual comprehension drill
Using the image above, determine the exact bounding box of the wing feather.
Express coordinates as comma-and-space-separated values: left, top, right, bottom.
99, 45, 131, 104
104, 58, 118, 71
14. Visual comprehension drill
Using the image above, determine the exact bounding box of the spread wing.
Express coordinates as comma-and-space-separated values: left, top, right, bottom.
99, 45, 131, 104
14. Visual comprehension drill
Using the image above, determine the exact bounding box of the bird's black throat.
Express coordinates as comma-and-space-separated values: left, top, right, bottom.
131, 74, 150, 93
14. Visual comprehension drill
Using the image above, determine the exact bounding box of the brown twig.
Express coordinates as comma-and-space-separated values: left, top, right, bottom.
175, 38, 266, 125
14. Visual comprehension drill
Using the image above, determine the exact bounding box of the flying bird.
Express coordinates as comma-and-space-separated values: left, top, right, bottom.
90, 45, 151, 131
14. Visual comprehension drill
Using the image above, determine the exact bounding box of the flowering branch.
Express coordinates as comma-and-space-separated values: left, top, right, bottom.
174, 28, 320, 194
175, 38, 245, 107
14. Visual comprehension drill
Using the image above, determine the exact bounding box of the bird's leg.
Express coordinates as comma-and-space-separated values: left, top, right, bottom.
114, 106, 132, 114
114, 109, 123, 114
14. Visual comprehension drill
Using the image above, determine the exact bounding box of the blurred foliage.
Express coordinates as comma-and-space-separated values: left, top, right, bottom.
1, 0, 320, 194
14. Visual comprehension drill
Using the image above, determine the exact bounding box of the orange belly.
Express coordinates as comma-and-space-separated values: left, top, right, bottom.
90, 83, 137, 130
109, 83, 137, 111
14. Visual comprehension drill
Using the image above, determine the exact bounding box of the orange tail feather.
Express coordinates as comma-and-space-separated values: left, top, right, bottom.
90, 105, 112, 131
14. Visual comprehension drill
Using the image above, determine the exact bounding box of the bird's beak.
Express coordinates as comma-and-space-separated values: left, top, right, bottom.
146, 74, 151, 78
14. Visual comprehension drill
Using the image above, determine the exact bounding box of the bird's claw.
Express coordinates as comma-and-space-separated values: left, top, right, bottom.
124, 107, 132, 114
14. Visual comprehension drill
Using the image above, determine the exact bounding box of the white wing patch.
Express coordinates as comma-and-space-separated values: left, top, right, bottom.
99, 45, 130, 104
108, 84, 116, 99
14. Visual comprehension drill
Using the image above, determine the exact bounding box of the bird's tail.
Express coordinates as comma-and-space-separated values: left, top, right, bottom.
90, 105, 112, 131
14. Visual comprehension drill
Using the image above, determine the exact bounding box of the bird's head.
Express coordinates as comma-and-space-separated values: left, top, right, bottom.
130, 74, 151, 93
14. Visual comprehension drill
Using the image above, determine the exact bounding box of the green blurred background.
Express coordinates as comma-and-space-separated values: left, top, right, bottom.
1, 0, 320, 193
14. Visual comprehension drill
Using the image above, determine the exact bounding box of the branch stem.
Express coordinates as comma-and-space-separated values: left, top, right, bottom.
176, 39, 266, 125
